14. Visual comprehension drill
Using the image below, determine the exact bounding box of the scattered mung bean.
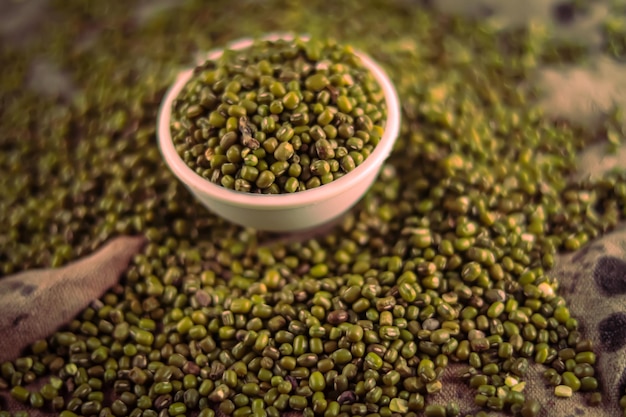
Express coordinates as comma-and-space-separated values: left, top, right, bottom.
1, 1, 623, 417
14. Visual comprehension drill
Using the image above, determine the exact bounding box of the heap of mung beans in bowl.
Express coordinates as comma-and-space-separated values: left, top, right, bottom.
4, 1, 626, 417
157, 34, 401, 232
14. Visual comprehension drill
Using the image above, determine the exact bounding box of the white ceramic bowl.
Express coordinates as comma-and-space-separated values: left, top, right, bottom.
157, 35, 400, 232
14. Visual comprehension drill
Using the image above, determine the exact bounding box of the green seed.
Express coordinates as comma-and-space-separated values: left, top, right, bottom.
276, 125, 295, 142
282, 91, 300, 110
398, 282, 417, 302
306, 74, 330, 91
555, 385, 573, 397
284, 177, 299, 193
274, 142, 294, 162
256, 170, 276, 189
337, 96, 353, 113
487, 301, 505, 318
389, 398, 408, 413
575, 351, 596, 365
168, 402, 187, 416
580, 376, 598, 391
333, 349, 353, 364
11, 386, 30, 403
131, 328, 154, 346
309, 371, 326, 391
365, 352, 383, 370
154, 382, 173, 394
424, 404, 447, 417
561, 371, 581, 392
553, 306, 570, 324
430, 329, 450, 344
289, 395, 308, 410
520, 399, 542, 417
317, 109, 334, 126
111, 399, 128, 416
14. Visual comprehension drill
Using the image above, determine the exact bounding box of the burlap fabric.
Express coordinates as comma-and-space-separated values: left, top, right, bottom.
0, 237, 146, 363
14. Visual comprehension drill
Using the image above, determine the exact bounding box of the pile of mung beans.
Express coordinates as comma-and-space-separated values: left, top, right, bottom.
170, 37, 387, 193
1, 1, 626, 417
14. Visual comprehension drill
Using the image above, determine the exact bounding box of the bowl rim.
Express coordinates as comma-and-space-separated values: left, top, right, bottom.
157, 33, 401, 210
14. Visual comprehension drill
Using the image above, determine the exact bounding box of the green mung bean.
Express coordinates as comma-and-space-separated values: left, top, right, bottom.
424, 404, 446, 417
